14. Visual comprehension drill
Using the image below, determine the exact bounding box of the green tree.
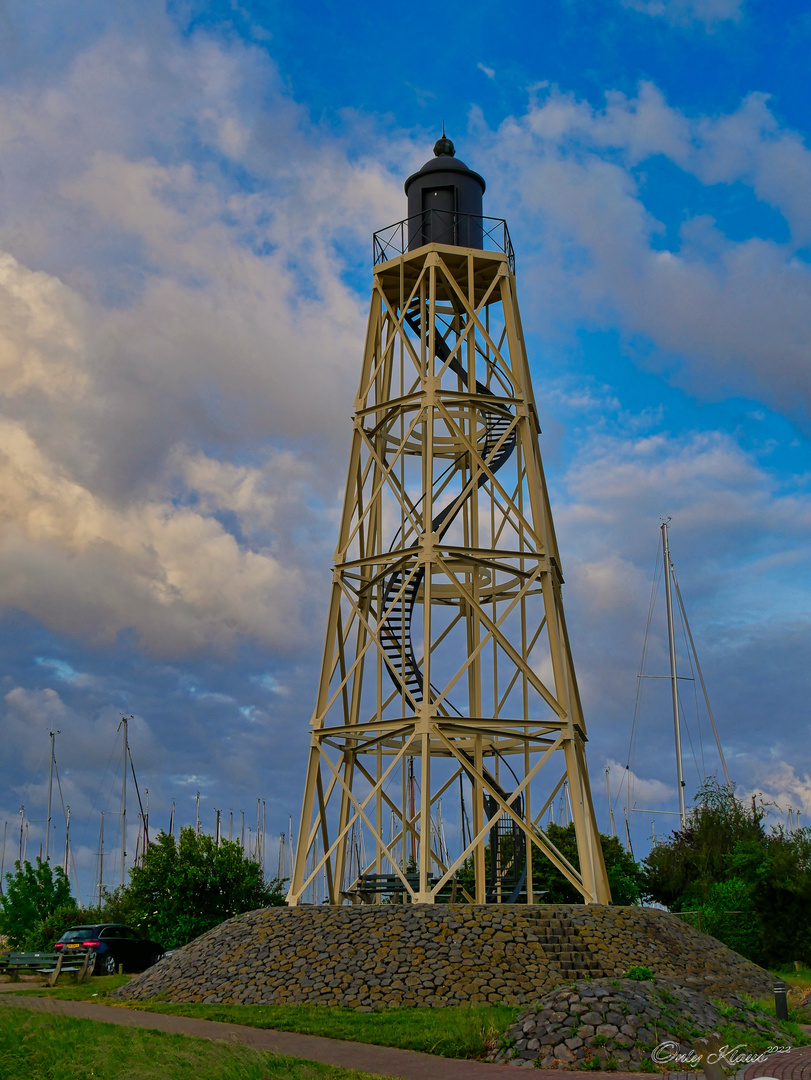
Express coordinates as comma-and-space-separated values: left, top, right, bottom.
122, 828, 286, 949
530, 822, 645, 905
643, 778, 765, 911
0, 858, 74, 949
701, 878, 760, 959
643, 779, 811, 966
456, 822, 644, 905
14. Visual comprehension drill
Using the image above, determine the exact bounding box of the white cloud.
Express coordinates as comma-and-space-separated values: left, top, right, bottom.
2, 687, 155, 778
479, 84, 811, 419
0, 253, 87, 399
604, 758, 674, 808
558, 429, 811, 572
2, 24, 809, 669
0, 21, 416, 657
744, 762, 811, 821
621, 0, 744, 29
0, 415, 311, 653
543, 423, 811, 821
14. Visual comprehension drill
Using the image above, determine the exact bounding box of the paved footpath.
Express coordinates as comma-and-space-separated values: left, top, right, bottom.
740, 1048, 811, 1080
2, 986, 809, 1080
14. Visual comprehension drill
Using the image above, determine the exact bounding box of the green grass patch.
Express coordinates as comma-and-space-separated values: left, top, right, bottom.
711, 1018, 809, 1055
28, 984, 520, 1060
0, 1005, 383, 1080
773, 965, 811, 984
643, 1005, 810, 1072
125, 1001, 519, 1060
737, 997, 811, 1031
25, 972, 132, 999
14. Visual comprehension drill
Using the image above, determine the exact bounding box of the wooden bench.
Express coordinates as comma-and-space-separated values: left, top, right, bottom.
338, 873, 546, 905
1, 949, 96, 986
343, 873, 460, 903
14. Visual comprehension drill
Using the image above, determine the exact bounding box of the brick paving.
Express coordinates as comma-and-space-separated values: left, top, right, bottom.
739, 1047, 811, 1080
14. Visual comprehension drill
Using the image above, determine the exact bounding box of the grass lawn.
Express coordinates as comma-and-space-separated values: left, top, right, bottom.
0, 1005, 385, 1080
25, 977, 520, 1060
24, 973, 133, 998
773, 965, 811, 998
22, 967, 811, 1066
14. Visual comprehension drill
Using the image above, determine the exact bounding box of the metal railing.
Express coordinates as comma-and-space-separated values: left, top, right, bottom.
373, 210, 514, 272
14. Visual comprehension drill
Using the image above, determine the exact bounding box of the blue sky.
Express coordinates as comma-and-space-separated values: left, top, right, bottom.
0, 0, 809, 900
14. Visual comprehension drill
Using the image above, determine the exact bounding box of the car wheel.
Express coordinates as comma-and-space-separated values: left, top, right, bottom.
151, 950, 165, 966
101, 953, 117, 975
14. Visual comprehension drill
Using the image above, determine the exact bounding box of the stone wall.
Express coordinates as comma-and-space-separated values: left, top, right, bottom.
116, 904, 773, 1009
487, 977, 789, 1070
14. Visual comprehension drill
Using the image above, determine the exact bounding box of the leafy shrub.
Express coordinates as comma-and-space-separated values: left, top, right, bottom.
123, 828, 286, 949
624, 965, 655, 981
0, 859, 73, 949
644, 779, 811, 966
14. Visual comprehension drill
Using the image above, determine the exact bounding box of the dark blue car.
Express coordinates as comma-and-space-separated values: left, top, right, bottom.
55, 924, 164, 975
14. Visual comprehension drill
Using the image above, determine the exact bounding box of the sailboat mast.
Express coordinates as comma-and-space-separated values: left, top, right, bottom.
670, 567, 732, 789
63, 806, 70, 874
605, 767, 617, 838
98, 811, 105, 907
0, 820, 7, 891
623, 806, 634, 857
120, 716, 128, 887
661, 520, 686, 828
46, 729, 59, 862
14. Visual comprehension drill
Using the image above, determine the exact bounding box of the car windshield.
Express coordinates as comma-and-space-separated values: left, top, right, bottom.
59, 928, 96, 943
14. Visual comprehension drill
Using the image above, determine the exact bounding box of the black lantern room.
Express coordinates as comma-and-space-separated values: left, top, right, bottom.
404, 135, 486, 251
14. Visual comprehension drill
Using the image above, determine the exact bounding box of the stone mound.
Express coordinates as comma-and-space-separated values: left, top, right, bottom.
487, 976, 787, 1070
115, 904, 773, 1009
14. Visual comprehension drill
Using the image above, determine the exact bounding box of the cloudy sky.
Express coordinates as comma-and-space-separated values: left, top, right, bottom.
1, 0, 809, 901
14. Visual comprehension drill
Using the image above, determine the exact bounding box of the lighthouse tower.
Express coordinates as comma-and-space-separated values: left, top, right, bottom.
288, 136, 610, 906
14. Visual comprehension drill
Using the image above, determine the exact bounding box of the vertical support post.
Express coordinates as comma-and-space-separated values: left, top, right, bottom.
48, 952, 64, 988
1, 819, 7, 889
375, 742, 383, 897
662, 520, 686, 828
98, 812, 105, 908
63, 806, 70, 874
525, 738, 534, 904
290, 744, 320, 901
774, 980, 789, 1022
46, 730, 58, 863
473, 735, 485, 903
419, 731, 431, 900
119, 716, 128, 887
